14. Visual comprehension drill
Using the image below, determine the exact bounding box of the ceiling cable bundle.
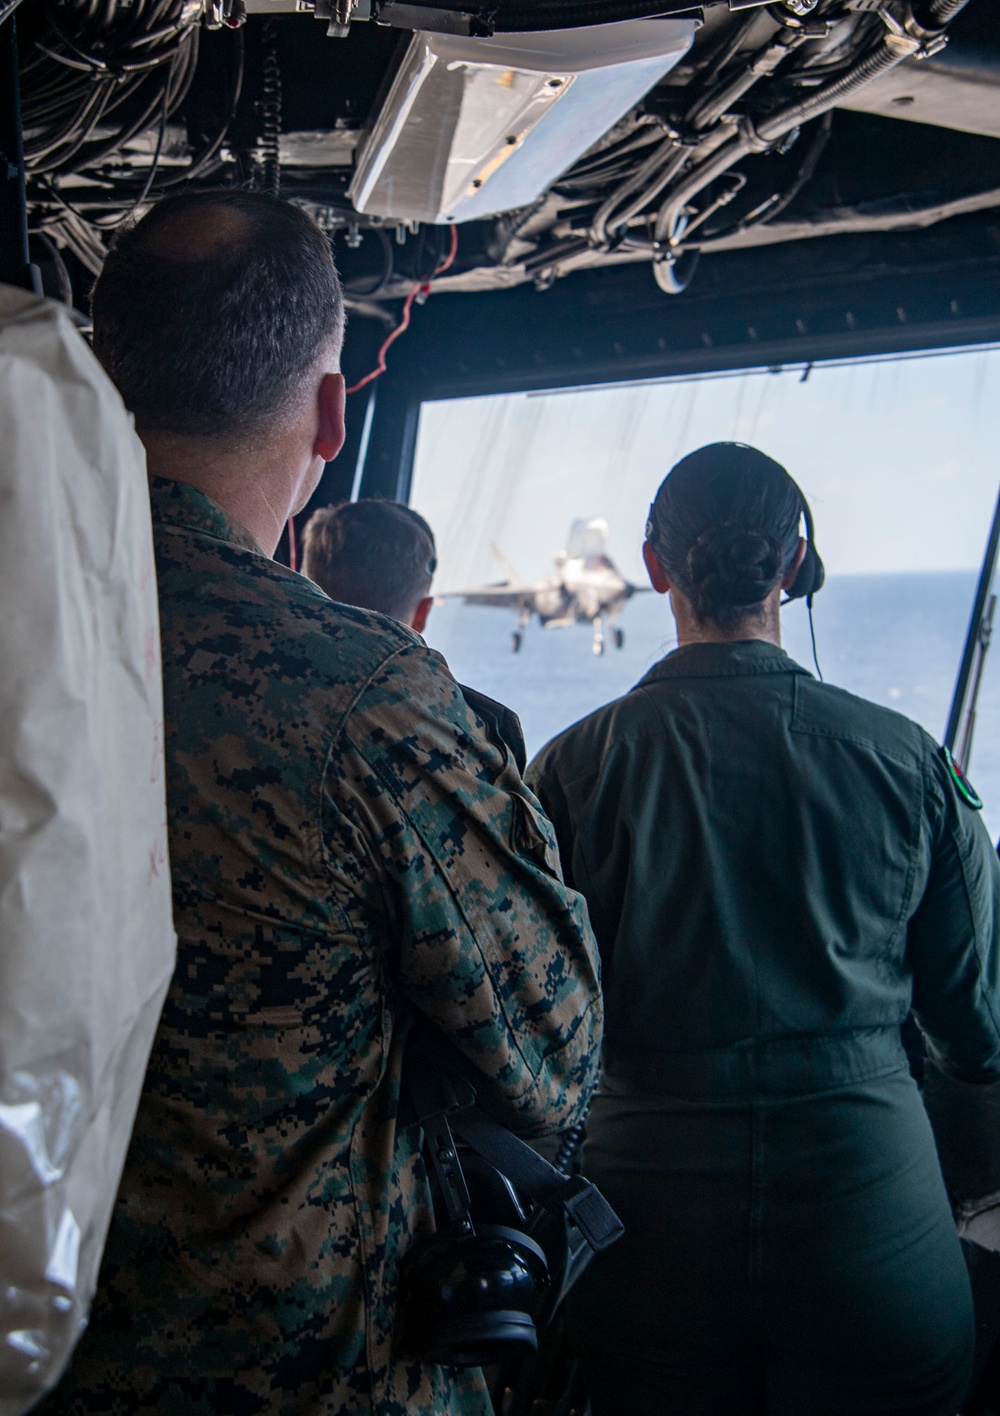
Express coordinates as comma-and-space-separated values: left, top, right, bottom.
20, 0, 243, 280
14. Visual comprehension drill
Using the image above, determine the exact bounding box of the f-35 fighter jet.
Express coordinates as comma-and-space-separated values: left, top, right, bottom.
442, 518, 648, 655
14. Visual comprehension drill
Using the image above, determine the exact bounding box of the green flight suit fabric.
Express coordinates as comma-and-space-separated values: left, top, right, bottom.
42, 477, 602, 1416
526, 638, 1000, 1415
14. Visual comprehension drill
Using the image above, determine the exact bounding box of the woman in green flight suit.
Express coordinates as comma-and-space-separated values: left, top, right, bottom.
526, 443, 1000, 1416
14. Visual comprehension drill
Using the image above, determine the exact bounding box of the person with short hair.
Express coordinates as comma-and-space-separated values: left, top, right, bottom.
40, 189, 602, 1416
527, 442, 1000, 1416
302, 498, 438, 632
302, 498, 527, 772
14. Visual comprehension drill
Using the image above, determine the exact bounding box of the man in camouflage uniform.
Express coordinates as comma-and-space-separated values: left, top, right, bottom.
41, 191, 602, 1416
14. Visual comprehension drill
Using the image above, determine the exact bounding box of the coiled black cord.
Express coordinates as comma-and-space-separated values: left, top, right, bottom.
259, 20, 281, 199
927, 0, 972, 23
554, 1119, 587, 1178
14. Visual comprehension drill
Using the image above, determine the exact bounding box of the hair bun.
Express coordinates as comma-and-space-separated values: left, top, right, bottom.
686, 524, 783, 621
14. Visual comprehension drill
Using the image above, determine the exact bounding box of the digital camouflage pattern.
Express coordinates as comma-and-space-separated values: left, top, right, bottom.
41, 477, 602, 1416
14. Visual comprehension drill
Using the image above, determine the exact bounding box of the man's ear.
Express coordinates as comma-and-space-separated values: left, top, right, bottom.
781, 536, 808, 590
411, 596, 433, 635
642, 539, 671, 596
314, 372, 346, 463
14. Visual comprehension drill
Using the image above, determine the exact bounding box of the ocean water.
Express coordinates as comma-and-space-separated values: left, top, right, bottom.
422, 570, 1000, 842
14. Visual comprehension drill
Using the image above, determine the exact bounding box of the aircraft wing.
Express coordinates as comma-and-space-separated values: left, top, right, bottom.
438, 585, 536, 609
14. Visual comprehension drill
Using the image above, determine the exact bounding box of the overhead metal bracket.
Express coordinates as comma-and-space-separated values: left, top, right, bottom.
373, 1, 495, 35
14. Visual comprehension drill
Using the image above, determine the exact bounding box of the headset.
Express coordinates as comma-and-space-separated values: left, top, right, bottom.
782, 479, 825, 678
783, 482, 825, 605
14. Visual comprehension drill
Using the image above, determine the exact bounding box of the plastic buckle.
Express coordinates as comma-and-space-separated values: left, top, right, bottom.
561, 1175, 625, 1253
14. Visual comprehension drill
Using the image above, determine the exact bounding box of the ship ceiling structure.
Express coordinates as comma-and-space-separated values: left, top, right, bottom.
5, 0, 1000, 503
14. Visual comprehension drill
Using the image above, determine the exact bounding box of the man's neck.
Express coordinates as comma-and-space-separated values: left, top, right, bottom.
143, 436, 300, 558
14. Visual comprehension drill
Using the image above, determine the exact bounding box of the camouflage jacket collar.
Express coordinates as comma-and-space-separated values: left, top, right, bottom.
150, 475, 267, 557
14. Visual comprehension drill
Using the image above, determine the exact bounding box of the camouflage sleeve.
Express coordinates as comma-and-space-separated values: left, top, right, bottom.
327, 642, 602, 1137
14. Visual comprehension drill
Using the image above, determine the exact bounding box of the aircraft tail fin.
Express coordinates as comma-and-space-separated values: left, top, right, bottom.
490, 542, 523, 586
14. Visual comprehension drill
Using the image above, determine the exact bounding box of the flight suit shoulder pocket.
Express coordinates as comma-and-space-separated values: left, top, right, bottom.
790, 675, 919, 769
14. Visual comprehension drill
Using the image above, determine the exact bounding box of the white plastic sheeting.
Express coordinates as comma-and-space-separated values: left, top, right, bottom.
0, 286, 176, 1412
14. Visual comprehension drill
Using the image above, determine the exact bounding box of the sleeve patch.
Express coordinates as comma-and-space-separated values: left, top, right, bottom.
943, 746, 984, 811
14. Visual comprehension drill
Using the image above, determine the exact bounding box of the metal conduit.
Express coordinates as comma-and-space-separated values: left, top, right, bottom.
593, 148, 690, 246
685, 33, 804, 134
589, 137, 683, 247
653, 28, 919, 245
927, 0, 973, 24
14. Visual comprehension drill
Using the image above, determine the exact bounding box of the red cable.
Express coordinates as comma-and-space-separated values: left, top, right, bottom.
285, 226, 458, 564
345, 223, 458, 396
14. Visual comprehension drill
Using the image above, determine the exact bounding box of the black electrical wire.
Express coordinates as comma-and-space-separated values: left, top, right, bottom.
115, 63, 171, 219
518, 4, 901, 287
558, 120, 668, 184
743, 108, 832, 227
140, 27, 242, 190
757, 34, 908, 141
694, 110, 833, 247
653, 27, 917, 248
63, 40, 195, 176
30, 229, 74, 303
22, 0, 241, 283
807, 597, 823, 682
700, 9, 765, 89
24, 0, 200, 171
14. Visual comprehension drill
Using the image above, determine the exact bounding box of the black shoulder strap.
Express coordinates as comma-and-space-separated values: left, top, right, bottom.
402, 1026, 623, 1254
449, 1107, 624, 1254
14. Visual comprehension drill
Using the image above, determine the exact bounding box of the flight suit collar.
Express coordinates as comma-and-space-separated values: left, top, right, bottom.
637, 639, 813, 686
149, 475, 267, 557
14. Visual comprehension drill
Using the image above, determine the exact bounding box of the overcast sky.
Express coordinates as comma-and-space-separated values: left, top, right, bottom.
411, 345, 1000, 590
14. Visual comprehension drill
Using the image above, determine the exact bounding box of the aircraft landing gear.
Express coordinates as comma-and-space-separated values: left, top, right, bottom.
511, 631, 522, 653
613, 627, 625, 650
592, 618, 605, 656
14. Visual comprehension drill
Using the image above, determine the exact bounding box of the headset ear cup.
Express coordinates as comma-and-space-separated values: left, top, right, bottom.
787, 539, 825, 602
785, 487, 824, 602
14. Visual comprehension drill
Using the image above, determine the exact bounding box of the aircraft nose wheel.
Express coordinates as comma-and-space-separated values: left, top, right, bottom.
511, 631, 523, 653
613, 628, 625, 650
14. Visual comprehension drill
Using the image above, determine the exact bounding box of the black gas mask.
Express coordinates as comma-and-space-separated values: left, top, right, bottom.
397, 1033, 623, 1369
